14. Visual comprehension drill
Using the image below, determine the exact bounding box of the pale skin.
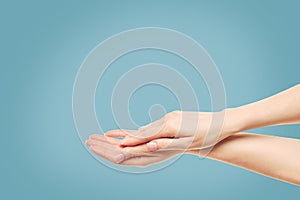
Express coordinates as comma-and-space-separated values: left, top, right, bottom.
86, 84, 300, 186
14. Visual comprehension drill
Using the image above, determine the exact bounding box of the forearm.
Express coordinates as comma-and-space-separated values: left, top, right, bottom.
227, 84, 300, 133
188, 133, 300, 186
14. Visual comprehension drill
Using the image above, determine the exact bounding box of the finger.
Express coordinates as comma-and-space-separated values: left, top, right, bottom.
121, 131, 173, 147
105, 136, 122, 145
122, 143, 151, 156
86, 138, 107, 147
104, 130, 127, 138
147, 137, 193, 152
106, 130, 140, 143
86, 134, 108, 146
89, 134, 108, 142
89, 141, 126, 164
88, 139, 150, 164
86, 135, 123, 146
121, 121, 172, 146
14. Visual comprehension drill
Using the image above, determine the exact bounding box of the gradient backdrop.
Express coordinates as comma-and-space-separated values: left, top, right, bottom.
1, 0, 300, 199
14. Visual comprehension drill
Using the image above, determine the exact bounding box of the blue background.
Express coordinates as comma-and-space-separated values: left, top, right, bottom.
1, 0, 300, 199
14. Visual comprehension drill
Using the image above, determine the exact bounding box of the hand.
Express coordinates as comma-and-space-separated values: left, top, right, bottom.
105, 110, 236, 152
85, 134, 182, 167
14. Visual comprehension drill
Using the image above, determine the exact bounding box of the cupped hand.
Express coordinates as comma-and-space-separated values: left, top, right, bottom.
85, 134, 182, 167
105, 110, 232, 152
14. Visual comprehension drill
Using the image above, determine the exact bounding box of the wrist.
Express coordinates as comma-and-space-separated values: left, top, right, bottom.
224, 105, 261, 135
193, 109, 244, 149
220, 108, 246, 139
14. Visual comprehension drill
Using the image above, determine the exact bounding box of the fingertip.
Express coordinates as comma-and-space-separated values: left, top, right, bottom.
86, 139, 94, 146
89, 134, 98, 139
104, 131, 112, 136
147, 141, 158, 152
114, 153, 125, 164
105, 129, 127, 138
89, 145, 95, 151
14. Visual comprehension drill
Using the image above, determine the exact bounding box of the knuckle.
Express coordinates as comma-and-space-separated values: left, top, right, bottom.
164, 120, 176, 132
165, 110, 181, 121
163, 111, 181, 133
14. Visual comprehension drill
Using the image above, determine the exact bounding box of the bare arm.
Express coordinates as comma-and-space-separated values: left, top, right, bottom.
117, 84, 300, 148
87, 84, 300, 185
87, 132, 300, 186
188, 133, 300, 186
231, 84, 300, 132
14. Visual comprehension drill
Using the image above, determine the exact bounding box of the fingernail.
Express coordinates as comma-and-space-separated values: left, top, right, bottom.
115, 153, 125, 164
147, 141, 158, 152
